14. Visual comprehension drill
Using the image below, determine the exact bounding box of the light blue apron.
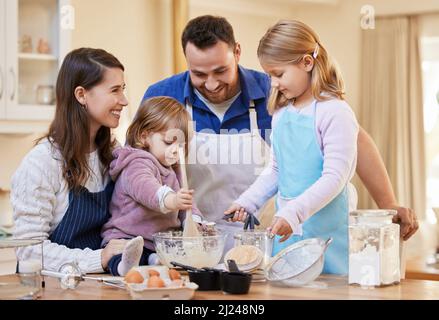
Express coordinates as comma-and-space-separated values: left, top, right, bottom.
271, 101, 349, 275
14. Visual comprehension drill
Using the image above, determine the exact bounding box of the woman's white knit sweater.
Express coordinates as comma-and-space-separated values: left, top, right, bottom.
11, 139, 109, 273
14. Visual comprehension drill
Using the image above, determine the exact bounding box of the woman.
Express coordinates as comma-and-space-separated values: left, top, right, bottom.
11, 48, 129, 273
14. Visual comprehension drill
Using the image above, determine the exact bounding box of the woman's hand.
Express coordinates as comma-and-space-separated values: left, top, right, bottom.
101, 239, 128, 270
224, 203, 247, 222
164, 189, 194, 212
267, 217, 293, 242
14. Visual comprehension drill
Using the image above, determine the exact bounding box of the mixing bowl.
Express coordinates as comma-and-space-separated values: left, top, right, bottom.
153, 231, 227, 269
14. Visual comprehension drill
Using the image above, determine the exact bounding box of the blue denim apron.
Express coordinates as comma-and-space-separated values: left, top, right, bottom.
49, 181, 114, 250
271, 101, 349, 275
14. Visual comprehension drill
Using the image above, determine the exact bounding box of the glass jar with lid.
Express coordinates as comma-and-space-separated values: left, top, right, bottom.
348, 209, 400, 287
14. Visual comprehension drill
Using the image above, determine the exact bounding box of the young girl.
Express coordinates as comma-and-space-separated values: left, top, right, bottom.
225, 20, 359, 274
100, 96, 204, 276
12, 48, 131, 273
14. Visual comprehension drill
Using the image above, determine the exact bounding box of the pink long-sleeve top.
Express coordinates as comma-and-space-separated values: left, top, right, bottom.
101, 146, 203, 250
235, 98, 359, 233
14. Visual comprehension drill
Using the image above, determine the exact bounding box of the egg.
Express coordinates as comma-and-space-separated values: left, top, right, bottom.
168, 268, 181, 280
169, 269, 181, 280
148, 269, 160, 277
124, 269, 144, 284
147, 275, 165, 288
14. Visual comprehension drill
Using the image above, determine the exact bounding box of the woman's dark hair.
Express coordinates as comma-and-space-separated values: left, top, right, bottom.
37, 47, 124, 191
181, 15, 236, 53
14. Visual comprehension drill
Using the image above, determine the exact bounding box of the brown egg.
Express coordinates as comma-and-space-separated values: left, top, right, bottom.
168, 268, 181, 280
147, 275, 165, 288
124, 269, 144, 284
148, 269, 160, 277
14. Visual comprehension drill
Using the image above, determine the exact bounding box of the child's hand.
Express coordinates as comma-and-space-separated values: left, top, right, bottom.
267, 217, 293, 243
224, 203, 247, 222
165, 189, 194, 212
175, 188, 194, 210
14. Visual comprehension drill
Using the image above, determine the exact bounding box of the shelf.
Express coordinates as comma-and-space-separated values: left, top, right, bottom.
18, 103, 55, 109
18, 53, 57, 61
0, 119, 51, 134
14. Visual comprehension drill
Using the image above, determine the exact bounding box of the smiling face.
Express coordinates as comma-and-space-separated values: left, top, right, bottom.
143, 127, 186, 167
83, 67, 128, 133
185, 41, 241, 104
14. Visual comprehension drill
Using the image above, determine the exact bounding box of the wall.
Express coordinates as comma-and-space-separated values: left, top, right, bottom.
71, 0, 174, 142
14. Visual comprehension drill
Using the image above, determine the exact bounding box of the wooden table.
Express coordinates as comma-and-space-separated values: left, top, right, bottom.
1, 273, 439, 300
406, 255, 439, 281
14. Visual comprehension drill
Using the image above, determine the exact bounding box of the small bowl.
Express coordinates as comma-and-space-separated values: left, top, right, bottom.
220, 271, 252, 294
188, 269, 222, 291
153, 231, 227, 269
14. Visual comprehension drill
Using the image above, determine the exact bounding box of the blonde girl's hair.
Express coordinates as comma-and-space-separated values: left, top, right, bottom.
126, 96, 191, 157
257, 20, 345, 115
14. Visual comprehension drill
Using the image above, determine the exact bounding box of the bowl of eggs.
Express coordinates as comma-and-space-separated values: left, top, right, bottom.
124, 265, 198, 300
153, 231, 227, 269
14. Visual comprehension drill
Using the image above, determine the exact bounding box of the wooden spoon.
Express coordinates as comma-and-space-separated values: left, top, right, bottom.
178, 146, 201, 238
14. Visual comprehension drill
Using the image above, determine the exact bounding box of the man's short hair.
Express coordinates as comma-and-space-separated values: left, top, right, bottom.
181, 15, 236, 53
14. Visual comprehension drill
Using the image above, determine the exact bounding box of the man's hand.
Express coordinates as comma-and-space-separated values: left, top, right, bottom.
389, 206, 419, 241
267, 217, 293, 243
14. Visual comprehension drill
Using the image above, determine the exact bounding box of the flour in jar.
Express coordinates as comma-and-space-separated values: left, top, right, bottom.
349, 242, 400, 286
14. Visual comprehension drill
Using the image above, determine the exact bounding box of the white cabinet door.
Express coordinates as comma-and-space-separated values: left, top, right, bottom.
0, 0, 70, 132
3, 0, 71, 123
4, 0, 18, 118
0, 0, 7, 118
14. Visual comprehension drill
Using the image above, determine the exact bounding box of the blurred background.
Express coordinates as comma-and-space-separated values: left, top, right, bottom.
0, 0, 438, 264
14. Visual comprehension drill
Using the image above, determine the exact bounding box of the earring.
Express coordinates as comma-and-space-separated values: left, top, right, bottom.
81, 103, 88, 111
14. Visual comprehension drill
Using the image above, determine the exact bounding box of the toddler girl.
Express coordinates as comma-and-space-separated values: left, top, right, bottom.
101, 96, 203, 276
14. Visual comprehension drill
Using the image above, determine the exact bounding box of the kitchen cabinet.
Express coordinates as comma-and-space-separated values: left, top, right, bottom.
0, 0, 71, 134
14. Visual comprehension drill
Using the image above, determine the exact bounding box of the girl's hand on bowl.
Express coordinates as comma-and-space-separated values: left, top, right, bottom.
267, 217, 293, 243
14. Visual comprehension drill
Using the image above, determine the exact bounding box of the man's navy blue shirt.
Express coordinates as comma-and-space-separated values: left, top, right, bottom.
142, 65, 272, 142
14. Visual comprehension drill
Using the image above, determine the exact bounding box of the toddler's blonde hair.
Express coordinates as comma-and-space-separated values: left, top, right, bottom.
257, 20, 345, 115
126, 96, 191, 156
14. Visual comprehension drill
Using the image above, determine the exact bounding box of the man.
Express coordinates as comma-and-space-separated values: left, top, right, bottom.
142, 15, 418, 245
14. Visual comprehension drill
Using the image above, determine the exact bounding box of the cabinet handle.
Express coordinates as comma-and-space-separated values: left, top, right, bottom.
9, 68, 16, 101
0, 67, 3, 100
